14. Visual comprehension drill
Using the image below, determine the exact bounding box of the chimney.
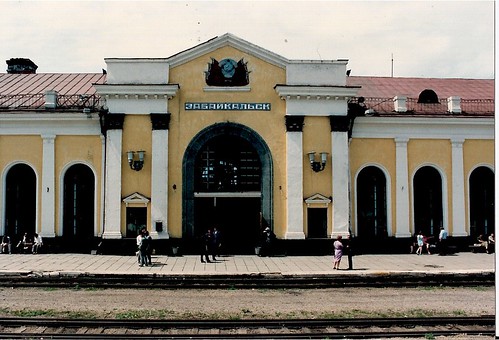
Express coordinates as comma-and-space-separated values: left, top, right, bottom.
447, 96, 462, 114
45, 90, 58, 109
6, 58, 38, 74
393, 96, 407, 113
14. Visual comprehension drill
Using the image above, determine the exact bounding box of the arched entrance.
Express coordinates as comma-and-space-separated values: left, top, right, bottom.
4, 164, 36, 243
469, 166, 494, 238
62, 164, 95, 248
183, 123, 272, 254
413, 166, 443, 238
356, 166, 388, 239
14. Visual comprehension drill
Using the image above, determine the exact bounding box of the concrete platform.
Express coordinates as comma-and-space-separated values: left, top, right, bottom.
0, 252, 493, 277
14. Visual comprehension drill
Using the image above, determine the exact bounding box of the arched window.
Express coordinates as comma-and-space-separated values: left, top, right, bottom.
63, 164, 95, 243
4, 164, 36, 240
356, 166, 388, 239
413, 166, 443, 237
418, 89, 439, 103
469, 167, 494, 237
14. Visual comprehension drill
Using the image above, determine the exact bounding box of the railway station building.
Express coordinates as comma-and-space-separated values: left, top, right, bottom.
0, 33, 494, 254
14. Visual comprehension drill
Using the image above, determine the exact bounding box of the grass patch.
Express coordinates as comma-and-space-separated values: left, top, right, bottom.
0, 308, 471, 320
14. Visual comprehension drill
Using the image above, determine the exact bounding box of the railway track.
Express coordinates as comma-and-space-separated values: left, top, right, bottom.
0, 316, 494, 339
0, 272, 494, 289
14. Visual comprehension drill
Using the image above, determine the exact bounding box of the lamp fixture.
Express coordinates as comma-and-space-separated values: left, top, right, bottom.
127, 150, 145, 171
307, 151, 328, 172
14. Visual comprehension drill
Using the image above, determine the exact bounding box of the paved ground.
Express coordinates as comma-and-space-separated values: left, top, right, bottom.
0, 252, 493, 277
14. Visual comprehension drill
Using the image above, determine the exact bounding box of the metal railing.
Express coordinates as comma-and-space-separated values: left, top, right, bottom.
0, 93, 104, 111
359, 97, 494, 115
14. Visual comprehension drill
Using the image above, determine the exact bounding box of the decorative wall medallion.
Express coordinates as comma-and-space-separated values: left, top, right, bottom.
205, 58, 249, 86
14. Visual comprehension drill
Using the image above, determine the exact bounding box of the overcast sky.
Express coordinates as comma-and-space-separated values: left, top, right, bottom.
1, 1, 494, 78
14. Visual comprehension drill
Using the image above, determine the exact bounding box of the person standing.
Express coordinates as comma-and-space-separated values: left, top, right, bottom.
212, 227, 222, 260
333, 235, 343, 270
143, 230, 153, 266
438, 227, 448, 256
32, 233, 43, 254
138, 229, 150, 267
136, 229, 143, 264
1, 235, 11, 254
345, 234, 354, 270
200, 229, 213, 263
415, 231, 424, 255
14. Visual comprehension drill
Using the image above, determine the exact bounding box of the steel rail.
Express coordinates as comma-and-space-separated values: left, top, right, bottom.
0, 272, 493, 289
0, 315, 494, 339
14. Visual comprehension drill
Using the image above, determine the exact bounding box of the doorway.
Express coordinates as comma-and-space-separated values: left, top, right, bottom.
195, 196, 261, 254
183, 122, 273, 253
4, 164, 36, 243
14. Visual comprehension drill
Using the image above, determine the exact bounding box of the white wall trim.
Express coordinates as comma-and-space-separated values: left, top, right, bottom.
352, 117, 494, 140
0, 114, 101, 135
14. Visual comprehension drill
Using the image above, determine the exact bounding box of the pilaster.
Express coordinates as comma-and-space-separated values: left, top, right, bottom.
102, 114, 125, 239
40, 134, 56, 237
451, 138, 467, 236
149, 113, 170, 239
285, 116, 305, 239
329, 116, 350, 237
395, 137, 411, 237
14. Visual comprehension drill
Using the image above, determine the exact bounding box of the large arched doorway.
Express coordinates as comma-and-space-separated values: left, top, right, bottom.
183, 123, 272, 254
469, 166, 494, 238
62, 164, 95, 249
4, 164, 36, 244
356, 166, 388, 240
413, 166, 443, 238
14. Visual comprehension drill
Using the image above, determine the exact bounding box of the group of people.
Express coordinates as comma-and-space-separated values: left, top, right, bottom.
200, 227, 222, 263
136, 228, 152, 267
1, 233, 43, 254
333, 234, 354, 270
410, 227, 450, 256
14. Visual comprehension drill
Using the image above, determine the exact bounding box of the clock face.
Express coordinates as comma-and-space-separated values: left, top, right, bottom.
219, 59, 237, 78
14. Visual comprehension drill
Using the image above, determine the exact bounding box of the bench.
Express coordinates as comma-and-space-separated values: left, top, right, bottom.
469, 244, 486, 253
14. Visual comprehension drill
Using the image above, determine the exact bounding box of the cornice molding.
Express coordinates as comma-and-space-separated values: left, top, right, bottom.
275, 85, 359, 100
352, 116, 494, 140
94, 84, 179, 99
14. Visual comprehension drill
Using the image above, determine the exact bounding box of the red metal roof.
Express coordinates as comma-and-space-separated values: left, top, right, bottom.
0, 73, 105, 96
347, 76, 494, 100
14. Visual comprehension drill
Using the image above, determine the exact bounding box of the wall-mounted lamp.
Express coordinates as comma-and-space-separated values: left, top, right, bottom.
127, 150, 145, 171
307, 151, 328, 172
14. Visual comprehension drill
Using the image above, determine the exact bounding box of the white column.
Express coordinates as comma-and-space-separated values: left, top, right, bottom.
40, 134, 56, 237
99, 135, 106, 237
451, 138, 467, 236
103, 129, 123, 239
395, 137, 411, 237
285, 131, 305, 239
150, 129, 169, 239
331, 131, 350, 237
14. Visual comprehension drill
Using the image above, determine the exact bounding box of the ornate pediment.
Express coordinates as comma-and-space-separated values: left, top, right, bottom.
122, 192, 150, 206
304, 193, 331, 207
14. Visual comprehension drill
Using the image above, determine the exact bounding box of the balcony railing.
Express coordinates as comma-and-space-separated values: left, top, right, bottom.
0, 93, 104, 111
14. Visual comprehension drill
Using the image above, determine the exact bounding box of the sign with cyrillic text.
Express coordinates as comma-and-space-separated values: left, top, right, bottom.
185, 102, 271, 111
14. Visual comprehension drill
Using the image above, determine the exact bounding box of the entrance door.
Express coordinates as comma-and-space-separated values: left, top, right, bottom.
195, 196, 261, 254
